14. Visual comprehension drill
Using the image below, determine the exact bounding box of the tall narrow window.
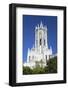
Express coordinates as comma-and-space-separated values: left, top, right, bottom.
46, 55, 48, 65
46, 55, 47, 61
40, 39, 42, 45
44, 39, 45, 45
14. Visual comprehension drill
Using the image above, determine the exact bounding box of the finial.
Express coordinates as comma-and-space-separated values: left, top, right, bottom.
35, 26, 37, 30
37, 24, 39, 30
40, 21, 43, 28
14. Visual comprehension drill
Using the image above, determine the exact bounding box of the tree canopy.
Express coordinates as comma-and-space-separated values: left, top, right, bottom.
23, 56, 57, 75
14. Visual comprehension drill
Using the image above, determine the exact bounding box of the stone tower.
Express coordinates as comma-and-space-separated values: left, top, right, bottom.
24, 22, 53, 68
35, 21, 48, 54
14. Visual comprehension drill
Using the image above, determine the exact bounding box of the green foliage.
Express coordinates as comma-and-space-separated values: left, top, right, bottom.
23, 66, 32, 74
23, 56, 57, 75
32, 67, 45, 74
48, 56, 57, 73
44, 67, 49, 73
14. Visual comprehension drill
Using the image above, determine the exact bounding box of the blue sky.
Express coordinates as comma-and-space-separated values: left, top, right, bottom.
23, 15, 57, 62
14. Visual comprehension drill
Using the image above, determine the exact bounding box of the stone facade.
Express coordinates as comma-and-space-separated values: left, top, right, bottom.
24, 22, 53, 68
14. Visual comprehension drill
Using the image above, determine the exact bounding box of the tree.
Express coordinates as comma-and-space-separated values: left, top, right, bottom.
44, 67, 49, 73
32, 67, 45, 74
48, 56, 57, 73
23, 56, 57, 75
23, 66, 32, 74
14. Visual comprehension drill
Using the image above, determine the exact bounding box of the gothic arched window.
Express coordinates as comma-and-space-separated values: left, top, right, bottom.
44, 39, 45, 45
40, 39, 42, 45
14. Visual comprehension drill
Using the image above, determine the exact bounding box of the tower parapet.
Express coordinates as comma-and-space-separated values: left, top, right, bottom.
35, 21, 47, 30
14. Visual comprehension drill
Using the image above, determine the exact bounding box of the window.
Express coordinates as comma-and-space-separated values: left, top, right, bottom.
44, 39, 45, 45
32, 56, 34, 60
40, 39, 42, 45
46, 55, 47, 61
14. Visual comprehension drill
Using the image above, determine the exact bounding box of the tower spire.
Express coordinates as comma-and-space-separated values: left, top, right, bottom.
40, 21, 43, 28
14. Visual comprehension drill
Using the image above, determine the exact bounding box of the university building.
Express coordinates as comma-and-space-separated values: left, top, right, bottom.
24, 22, 53, 68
